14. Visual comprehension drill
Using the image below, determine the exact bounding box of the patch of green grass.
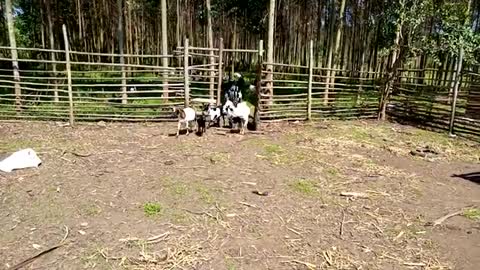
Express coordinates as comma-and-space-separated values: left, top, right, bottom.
325, 167, 339, 177
82, 204, 102, 217
143, 202, 162, 217
463, 208, 480, 220
172, 183, 189, 196
196, 186, 215, 205
264, 144, 284, 155
207, 152, 230, 164
290, 179, 317, 195
225, 258, 238, 270
0, 139, 42, 152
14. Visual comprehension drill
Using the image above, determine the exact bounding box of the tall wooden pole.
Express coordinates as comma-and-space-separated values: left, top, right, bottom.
254, 40, 264, 131
266, 0, 276, 105
5, 0, 21, 113
184, 39, 190, 107
206, 0, 215, 100
117, 0, 127, 104
307, 40, 313, 120
449, 48, 464, 136
45, 0, 58, 102
62, 25, 75, 126
161, 0, 169, 97
216, 38, 224, 106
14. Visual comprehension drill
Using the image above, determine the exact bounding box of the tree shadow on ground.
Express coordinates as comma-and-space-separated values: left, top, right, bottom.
452, 172, 480, 185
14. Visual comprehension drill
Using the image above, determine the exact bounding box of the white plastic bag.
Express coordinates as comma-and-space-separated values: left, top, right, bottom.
0, 148, 42, 173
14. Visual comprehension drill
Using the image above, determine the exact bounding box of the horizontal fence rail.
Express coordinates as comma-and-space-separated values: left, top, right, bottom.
0, 37, 479, 141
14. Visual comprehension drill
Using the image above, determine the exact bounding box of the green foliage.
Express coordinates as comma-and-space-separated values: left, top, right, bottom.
290, 179, 317, 196
143, 202, 162, 217
380, 0, 480, 65
428, 1, 480, 65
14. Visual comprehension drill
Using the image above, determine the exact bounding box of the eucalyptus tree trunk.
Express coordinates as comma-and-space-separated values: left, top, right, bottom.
206, 0, 215, 99
117, 0, 127, 104
161, 0, 169, 97
5, 0, 21, 112
330, 0, 346, 73
45, 0, 58, 102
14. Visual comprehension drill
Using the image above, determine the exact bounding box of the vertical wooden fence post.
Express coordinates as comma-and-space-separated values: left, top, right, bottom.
216, 38, 224, 106
62, 25, 75, 126
449, 48, 464, 136
307, 40, 313, 120
184, 39, 190, 107
254, 40, 264, 130
117, 0, 127, 104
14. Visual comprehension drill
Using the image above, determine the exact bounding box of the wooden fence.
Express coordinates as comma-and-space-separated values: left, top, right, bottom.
258, 63, 383, 121
0, 35, 479, 140
388, 69, 480, 140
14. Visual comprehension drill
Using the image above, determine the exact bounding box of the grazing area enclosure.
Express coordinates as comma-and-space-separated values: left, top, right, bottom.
0, 121, 479, 269
1, 0, 480, 269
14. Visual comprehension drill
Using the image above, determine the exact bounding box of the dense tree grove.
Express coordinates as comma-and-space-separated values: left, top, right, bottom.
1, 0, 479, 72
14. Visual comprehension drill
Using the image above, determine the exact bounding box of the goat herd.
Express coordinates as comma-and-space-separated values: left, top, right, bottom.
173, 76, 250, 137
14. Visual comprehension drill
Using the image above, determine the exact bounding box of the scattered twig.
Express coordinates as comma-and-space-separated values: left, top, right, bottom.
70, 151, 92, 157
61, 225, 69, 243
394, 231, 404, 241
119, 232, 170, 244
252, 190, 269, 196
242, 182, 257, 186
183, 208, 217, 220
427, 209, 465, 226
340, 192, 369, 199
323, 251, 333, 266
282, 259, 316, 269
8, 243, 65, 270
286, 227, 302, 236
339, 210, 346, 237
403, 262, 426, 267
239, 201, 258, 208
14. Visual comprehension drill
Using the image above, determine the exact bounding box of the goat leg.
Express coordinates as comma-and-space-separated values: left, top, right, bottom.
176, 121, 181, 137
186, 121, 190, 136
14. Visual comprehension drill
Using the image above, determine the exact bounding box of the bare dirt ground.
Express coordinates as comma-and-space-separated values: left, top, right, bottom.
0, 120, 479, 270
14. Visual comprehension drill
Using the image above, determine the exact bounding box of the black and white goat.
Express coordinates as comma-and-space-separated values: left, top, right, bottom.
203, 103, 222, 128
223, 100, 250, 135
173, 106, 196, 137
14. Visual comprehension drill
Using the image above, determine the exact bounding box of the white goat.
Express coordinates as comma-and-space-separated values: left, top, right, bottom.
223, 100, 250, 135
173, 107, 196, 137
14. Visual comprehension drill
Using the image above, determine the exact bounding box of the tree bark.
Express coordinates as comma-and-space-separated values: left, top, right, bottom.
45, 0, 58, 102
323, 0, 336, 105
117, 0, 127, 104
5, 0, 21, 112
330, 0, 346, 79
206, 0, 215, 100
161, 0, 169, 97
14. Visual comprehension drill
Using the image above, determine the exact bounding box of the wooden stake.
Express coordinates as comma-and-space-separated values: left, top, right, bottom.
161, 0, 169, 98
254, 40, 264, 131
117, 0, 127, 104
216, 38, 224, 106
449, 48, 464, 136
206, 0, 214, 100
266, 0, 276, 105
62, 25, 75, 127
307, 40, 313, 120
184, 38, 190, 107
